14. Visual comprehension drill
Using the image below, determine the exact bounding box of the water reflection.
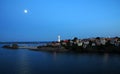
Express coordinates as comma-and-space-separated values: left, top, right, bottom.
18, 50, 30, 74
53, 52, 57, 61
103, 53, 109, 63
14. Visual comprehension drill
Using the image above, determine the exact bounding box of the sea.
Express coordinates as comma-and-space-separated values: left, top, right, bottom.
0, 43, 120, 74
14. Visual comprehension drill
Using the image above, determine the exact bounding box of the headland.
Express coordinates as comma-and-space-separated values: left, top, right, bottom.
2, 36, 120, 53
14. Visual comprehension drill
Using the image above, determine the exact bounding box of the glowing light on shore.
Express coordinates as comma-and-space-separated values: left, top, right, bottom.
58, 35, 61, 42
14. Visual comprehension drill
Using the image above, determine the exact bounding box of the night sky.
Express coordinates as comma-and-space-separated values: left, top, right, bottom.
0, 0, 120, 41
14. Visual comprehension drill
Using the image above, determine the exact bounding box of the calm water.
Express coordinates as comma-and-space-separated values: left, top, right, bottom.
0, 44, 120, 74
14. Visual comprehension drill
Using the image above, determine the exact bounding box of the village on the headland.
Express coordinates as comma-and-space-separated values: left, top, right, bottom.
2, 36, 120, 53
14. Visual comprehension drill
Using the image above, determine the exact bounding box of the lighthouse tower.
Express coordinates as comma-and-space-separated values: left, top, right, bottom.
58, 35, 61, 42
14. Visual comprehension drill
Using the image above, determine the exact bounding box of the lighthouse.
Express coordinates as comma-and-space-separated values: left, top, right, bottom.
58, 35, 61, 42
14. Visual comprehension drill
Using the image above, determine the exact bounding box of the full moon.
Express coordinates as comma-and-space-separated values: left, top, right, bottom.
24, 9, 28, 13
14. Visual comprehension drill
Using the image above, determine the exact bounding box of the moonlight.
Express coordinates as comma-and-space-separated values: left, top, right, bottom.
24, 9, 28, 13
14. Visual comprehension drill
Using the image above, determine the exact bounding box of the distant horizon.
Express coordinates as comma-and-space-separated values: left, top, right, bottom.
0, 35, 120, 42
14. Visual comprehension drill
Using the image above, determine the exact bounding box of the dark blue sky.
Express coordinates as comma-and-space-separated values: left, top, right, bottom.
0, 0, 120, 41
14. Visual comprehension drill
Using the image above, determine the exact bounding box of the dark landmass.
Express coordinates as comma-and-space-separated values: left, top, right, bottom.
2, 44, 18, 49
2, 36, 120, 53
37, 36, 120, 53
